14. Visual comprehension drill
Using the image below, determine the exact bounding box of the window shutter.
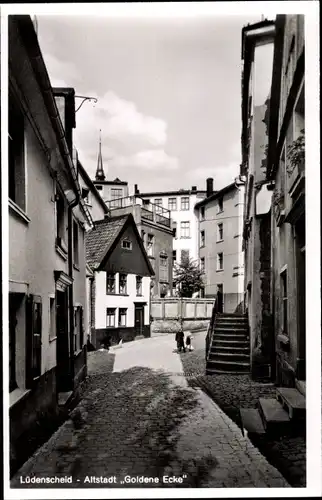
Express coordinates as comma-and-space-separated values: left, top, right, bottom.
80, 306, 84, 347
26, 294, 42, 387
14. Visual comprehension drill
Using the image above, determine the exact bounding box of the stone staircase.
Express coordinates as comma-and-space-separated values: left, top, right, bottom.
240, 382, 306, 435
206, 313, 250, 374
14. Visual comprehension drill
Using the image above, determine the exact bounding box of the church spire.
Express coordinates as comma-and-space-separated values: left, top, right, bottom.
95, 129, 106, 181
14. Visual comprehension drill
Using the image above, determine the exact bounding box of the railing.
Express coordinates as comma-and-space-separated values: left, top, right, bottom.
105, 196, 171, 228
205, 296, 218, 361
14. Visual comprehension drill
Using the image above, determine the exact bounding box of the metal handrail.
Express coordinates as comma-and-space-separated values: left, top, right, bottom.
205, 296, 218, 361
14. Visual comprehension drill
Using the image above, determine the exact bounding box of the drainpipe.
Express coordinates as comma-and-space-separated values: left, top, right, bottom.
67, 194, 79, 390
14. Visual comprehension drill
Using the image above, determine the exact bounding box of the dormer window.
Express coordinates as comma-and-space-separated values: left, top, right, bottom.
122, 239, 132, 250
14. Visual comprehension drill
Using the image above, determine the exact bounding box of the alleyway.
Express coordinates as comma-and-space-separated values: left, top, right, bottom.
11, 335, 289, 489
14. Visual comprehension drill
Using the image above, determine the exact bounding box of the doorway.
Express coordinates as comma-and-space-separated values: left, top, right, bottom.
56, 290, 70, 392
295, 216, 305, 380
134, 304, 144, 336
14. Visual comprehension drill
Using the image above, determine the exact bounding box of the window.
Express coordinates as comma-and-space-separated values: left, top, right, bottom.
181, 249, 189, 262
180, 221, 190, 238
73, 306, 83, 352
281, 269, 288, 335
119, 308, 127, 327
9, 93, 26, 210
160, 254, 169, 282
106, 273, 116, 294
136, 276, 143, 296
200, 207, 205, 221
106, 308, 116, 327
217, 223, 223, 241
49, 296, 56, 340
168, 197, 177, 211
154, 198, 163, 213
200, 257, 205, 272
173, 250, 177, 262
73, 220, 79, 267
122, 239, 132, 250
111, 188, 123, 208
181, 197, 189, 211
217, 197, 223, 213
147, 234, 154, 257
172, 221, 177, 239
119, 274, 127, 294
56, 192, 66, 251
217, 252, 224, 271
200, 230, 205, 247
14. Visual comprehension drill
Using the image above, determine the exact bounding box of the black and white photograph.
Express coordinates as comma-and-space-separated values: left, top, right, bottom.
1, 1, 320, 497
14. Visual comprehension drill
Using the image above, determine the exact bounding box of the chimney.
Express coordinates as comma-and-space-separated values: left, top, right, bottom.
206, 178, 214, 198
134, 184, 140, 195
191, 185, 197, 192
52, 88, 76, 155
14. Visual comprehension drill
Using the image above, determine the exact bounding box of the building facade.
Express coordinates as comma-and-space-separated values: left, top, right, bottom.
105, 195, 174, 298
195, 181, 245, 312
240, 19, 276, 378
266, 15, 305, 387
85, 214, 154, 347
8, 15, 92, 470
138, 183, 208, 295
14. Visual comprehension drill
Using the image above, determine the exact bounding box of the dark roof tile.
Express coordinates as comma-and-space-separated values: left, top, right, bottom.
85, 215, 128, 269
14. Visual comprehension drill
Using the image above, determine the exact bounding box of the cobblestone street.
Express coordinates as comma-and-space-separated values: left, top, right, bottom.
11, 335, 290, 489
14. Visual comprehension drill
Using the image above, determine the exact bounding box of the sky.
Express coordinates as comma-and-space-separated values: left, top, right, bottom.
37, 11, 268, 194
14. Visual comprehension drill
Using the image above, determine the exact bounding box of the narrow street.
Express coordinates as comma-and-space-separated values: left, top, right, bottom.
11, 334, 289, 489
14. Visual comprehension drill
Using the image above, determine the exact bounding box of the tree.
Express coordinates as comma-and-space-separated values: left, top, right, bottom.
174, 257, 204, 298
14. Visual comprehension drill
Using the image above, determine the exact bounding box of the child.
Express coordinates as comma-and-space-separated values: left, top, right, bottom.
186, 332, 194, 352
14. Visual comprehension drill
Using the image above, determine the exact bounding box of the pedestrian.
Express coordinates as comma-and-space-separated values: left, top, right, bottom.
217, 285, 223, 313
185, 333, 193, 352
175, 327, 185, 352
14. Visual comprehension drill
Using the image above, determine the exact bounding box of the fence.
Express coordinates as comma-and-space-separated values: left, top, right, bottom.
151, 298, 215, 335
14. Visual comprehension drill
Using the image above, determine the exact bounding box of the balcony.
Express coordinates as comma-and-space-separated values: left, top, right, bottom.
105, 196, 171, 228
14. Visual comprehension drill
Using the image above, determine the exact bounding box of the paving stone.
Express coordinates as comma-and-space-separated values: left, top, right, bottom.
10, 335, 292, 489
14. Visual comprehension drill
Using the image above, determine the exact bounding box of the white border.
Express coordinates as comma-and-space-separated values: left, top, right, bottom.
1, 1, 320, 499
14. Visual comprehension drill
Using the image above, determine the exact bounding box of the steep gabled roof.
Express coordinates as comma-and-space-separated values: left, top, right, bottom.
85, 213, 154, 275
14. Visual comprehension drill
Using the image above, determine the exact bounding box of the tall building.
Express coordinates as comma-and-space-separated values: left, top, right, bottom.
266, 15, 305, 387
240, 19, 276, 379
138, 182, 208, 292
8, 15, 92, 471
195, 180, 245, 312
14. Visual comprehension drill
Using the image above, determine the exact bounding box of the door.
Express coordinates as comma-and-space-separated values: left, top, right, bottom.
56, 290, 70, 391
134, 304, 144, 336
295, 216, 305, 380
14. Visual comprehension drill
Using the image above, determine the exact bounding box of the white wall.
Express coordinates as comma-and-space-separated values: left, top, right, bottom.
95, 272, 150, 328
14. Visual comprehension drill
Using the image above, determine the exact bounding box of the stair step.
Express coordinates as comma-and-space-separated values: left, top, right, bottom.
209, 352, 250, 362
259, 398, 290, 431
214, 326, 248, 332
240, 408, 266, 434
214, 334, 248, 341
213, 340, 249, 348
215, 322, 248, 328
206, 368, 250, 375
217, 313, 247, 318
276, 387, 306, 419
210, 345, 250, 354
207, 359, 250, 372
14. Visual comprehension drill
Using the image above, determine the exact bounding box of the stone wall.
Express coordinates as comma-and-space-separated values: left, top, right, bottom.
150, 298, 214, 335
